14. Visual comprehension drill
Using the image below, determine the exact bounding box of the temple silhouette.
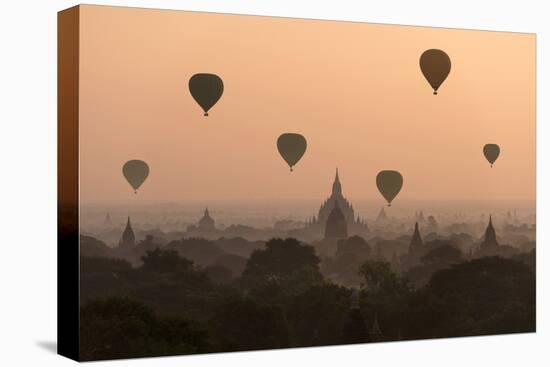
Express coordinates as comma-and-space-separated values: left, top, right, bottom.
198, 208, 216, 232
118, 216, 135, 249
324, 203, 348, 240
306, 168, 368, 237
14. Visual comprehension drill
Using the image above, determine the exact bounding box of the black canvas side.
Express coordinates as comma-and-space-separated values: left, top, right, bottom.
57, 5, 80, 361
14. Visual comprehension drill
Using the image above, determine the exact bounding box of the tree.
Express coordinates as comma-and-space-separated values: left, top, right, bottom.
421, 244, 462, 266
240, 238, 323, 292
286, 284, 351, 347
405, 244, 463, 288
208, 297, 289, 352
406, 257, 535, 339
166, 238, 224, 266
80, 235, 112, 258
81, 256, 132, 274
205, 265, 233, 285
323, 236, 372, 286
359, 260, 407, 293
341, 308, 369, 344
80, 297, 208, 360
358, 260, 411, 340
140, 248, 194, 274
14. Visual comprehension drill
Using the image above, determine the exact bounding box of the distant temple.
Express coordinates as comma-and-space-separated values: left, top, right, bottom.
480, 216, 499, 250
104, 213, 112, 227
324, 202, 348, 240
376, 207, 388, 223
474, 216, 519, 258
306, 168, 368, 236
198, 208, 216, 232
408, 222, 423, 255
399, 222, 425, 270
118, 216, 135, 248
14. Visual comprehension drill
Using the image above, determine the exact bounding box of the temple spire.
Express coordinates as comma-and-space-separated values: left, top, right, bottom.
198, 207, 216, 231
119, 216, 135, 248
332, 167, 342, 196
481, 215, 498, 248
409, 222, 423, 253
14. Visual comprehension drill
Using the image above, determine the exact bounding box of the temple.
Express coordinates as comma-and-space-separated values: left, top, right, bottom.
376, 207, 388, 224
399, 221, 425, 270
306, 168, 368, 237
409, 222, 423, 254
480, 216, 499, 250
474, 216, 503, 257
118, 216, 135, 249
198, 208, 216, 232
324, 202, 348, 240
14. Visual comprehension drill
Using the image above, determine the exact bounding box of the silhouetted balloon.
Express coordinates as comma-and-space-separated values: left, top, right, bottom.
483, 144, 500, 168
277, 133, 307, 172
376, 170, 403, 206
189, 73, 224, 116
123, 160, 149, 193
420, 49, 451, 95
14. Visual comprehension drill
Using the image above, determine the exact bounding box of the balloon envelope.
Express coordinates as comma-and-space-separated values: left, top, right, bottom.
123, 160, 149, 193
376, 170, 403, 206
277, 133, 307, 171
483, 144, 500, 167
189, 73, 224, 116
420, 49, 451, 95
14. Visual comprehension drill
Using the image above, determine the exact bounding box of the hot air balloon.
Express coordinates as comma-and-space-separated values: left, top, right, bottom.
420, 49, 451, 95
376, 170, 403, 206
189, 73, 224, 116
483, 144, 500, 167
277, 133, 307, 172
123, 160, 149, 193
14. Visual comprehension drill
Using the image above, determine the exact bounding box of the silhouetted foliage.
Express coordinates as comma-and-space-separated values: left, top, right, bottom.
406, 257, 535, 339
341, 309, 369, 344
141, 248, 195, 273
359, 260, 409, 293
208, 297, 289, 352
78, 233, 535, 358
205, 265, 233, 285
421, 244, 462, 266
241, 238, 323, 292
322, 236, 372, 286
358, 261, 411, 340
286, 284, 351, 346
80, 297, 208, 361
405, 244, 464, 287
212, 253, 247, 277
81, 235, 112, 258
81, 256, 132, 274
166, 238, 224, 266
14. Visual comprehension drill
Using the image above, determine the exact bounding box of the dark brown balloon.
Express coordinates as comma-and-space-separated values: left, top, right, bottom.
189, 73, 224, 116
483, 144, 500, 167
123, 160, 149, 193
376, 170, 403, 206
420, 49, 451, 95
277, 133, 307, 172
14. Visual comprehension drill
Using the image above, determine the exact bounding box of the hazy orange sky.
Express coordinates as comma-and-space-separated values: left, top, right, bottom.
79, 5, 535, 205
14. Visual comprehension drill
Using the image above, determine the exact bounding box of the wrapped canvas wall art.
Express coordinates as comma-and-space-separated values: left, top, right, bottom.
58, 4, 536, 361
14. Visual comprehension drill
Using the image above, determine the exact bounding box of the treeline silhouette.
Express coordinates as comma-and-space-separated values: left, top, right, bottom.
80, 237, 535, 361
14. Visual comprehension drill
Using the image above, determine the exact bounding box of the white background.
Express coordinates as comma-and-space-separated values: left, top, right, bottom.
0, 0, 547, 365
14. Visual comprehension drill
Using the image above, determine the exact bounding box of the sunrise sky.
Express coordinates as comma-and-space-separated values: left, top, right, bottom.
78, 5, 535, 205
